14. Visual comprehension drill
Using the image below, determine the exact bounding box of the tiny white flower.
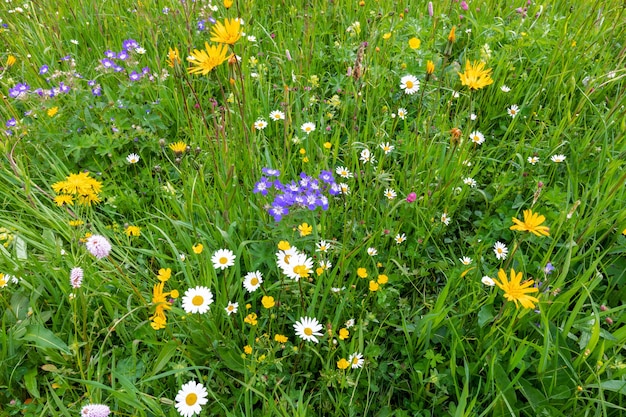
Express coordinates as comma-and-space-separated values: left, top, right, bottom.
254, 118, 268, 130
397, 108, 407, 119
400, 74, 420, 94
379, 142, 394, 155
463, 177, 477, 188
500, 85, 511, 93
367, 247, 378, 256
469, 131, 485, 145
459, 256, 472, 266
507, 104, 519, 118
441, 213, 451, 226
395, 233, 406, 244
528, 156, 539, 165
126, 153, 140, 164
301, 122, 316, 134
551, 154, 566, 163
384, 188, 397, 200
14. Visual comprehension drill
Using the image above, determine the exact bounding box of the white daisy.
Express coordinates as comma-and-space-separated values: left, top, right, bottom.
500, 85, 511, 93
384, 188, 397, 200
463, 177, 477, 188
281, 252, 314, 281
211, 248, 236, 270
507, 104, 519, 118
316, 240, 331, 252
367, 247, 378, 256
459, 256, 472, 266
276, 247, 299, 271
550, 154, 566, 163
481, 276, 495, 286
181, 286, 214, 314
400, 74, 420, 94
469, 131, 485, 145
493, 241, 508, 260
254, 118, 268, 130
243, 271, 263, 293
319, 260, 332, 270
269, 110, 285, 121
126, 153, 140, 164
345, 318, 355, 328
395, 233, 406, 244
441, 212, 451, 225
359, 148, 375, 163
301, 122, 316, 134
338, 183, 351, 195
335, 166, 353, 179
397, 107, 407, 119
225, 301, 238, 315
527, 156, 539, 165
379, 142, 394, 155
293, 316, 324, 343
348, 352, 364, 368
175, 380, 208, 417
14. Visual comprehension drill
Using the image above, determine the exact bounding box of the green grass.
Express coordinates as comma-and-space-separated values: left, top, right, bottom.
0, 0, 625, 416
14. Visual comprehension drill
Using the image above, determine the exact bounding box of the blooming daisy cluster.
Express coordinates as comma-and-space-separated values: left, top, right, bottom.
253, 168, 338, 221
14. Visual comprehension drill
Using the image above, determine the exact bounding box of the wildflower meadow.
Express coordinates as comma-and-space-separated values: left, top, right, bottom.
1, 0, 626, 416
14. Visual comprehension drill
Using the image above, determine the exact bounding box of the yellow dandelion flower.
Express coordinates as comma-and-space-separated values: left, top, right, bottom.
383, 32, 392, 40
6, 55, 16, 67
448, 26, 456, 43
192, 243, 204, 254
458, 60, 494, 91
169, 141, 187, 154
54, 194, 74, 206
166, 47, 181, 67
274, 334, 288, 344
47, 107, 59, 117
210, 18, 242, 45
494, 268, 539, 309
377, 274, 388, 284
426, 60, 435, 75
243, 345, 252, 355
244, 313, 258, 326
510, 209, 550, 237
357, 267, 368, 278
187, 42, 231, 75
369, 280, 380, 292
223, 0, 233, 9
278, 240, 291, 251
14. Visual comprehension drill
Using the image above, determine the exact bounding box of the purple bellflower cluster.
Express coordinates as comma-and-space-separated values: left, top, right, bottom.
253, 168, 340, 222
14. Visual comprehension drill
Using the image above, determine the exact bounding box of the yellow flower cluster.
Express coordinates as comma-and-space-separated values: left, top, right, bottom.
150, 268, 179, 330
52, 172, 103, 207
185, 18, 242, 75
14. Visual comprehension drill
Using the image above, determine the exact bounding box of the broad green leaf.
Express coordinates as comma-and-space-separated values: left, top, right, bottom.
23, 324, 71, 355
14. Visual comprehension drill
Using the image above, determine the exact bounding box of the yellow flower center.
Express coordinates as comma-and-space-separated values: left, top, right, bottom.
294, 265, 310, 277
185, 393, 198, 406
250, 278, 259, 286
219, 257, 228, 264
352, 357, 359, 364
304, 327, 313, 336
192, 295, 204, 306
405, 81, 414, 89
227, 305, 234, 311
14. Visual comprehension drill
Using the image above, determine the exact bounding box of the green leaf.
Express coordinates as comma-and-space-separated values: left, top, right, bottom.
22, 324, 71, 355
24, 367, 40, 398
478, 304, 495, 328
586, 380, 626, 395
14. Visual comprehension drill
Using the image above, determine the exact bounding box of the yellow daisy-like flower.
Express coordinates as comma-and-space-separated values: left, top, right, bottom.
125, 225, 141, 237
426, 60, 435, 75
510, 209, 550, 237
494, 268, 539, 309
192, 243, 204, 254
244, 313, 258, 326
69, 219, 84, 227
166, 47, 181, 67
243, 345, 252, 355
278, 240, 291, 251
369, 280, 380, 292
377, 274, 388, 285
274, 334, 288, 344
210, 18, 242, 45
187, 42, 231, 75
357, 267, 368, 278
458, 60, 494, 91
54, 194, 74, 206
298, 222, 313, 237
47, 107, 59, 117
6, 55, 16, 67
169, 141, 187, 154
